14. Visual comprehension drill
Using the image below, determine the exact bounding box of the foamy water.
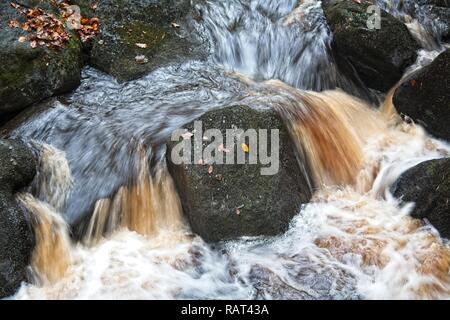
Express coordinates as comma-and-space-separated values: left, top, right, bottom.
13, 111, 450, 300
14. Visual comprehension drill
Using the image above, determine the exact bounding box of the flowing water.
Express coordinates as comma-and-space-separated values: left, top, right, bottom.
4, 0, 450, 299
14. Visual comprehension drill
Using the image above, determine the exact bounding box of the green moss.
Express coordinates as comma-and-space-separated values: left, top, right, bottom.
117, 21, 170, 50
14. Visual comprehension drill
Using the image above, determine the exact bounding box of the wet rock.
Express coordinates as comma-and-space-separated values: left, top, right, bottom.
249, 264, 316, 300
248, 263, 359, 300
323, 0, 420, 92
384, 0, 450, 42
0, 1, 83, 117
88, 0, 206, 82
167, 105, 312, 242
393, 49, 450, 141
392, 158, 450, 239
0, 139, 36, 298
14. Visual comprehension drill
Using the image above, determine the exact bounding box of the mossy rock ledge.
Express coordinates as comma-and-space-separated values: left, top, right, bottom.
87, 0, 206, 82
167, 105, 312, 242
0, 1, 82, 117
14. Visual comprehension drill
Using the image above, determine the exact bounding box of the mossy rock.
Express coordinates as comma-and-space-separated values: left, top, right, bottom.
88, 0, 206, 81
167, 105, 312, 242
392, 158, 450, 239
324, 0, 420, 92
0, 1, 82, 117
0, 139, 36, 298
393, 49, 450, 141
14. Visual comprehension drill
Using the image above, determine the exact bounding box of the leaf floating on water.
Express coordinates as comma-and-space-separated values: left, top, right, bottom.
208, 165, 213, 174
241, 143, 249, 153
171, 22, 180, 28
135, 43, 147, 48
18, 36, 27, 43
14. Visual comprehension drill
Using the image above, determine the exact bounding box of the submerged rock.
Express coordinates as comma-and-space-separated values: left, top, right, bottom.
87, 0, 206, 82
0, 139, 36, 298
167, 105, 312, 242
392, 158, 450, 239
0, 1, 82, 117
393, 49, 450, 141
323, 0, 419, 92
248, 263, 359, 300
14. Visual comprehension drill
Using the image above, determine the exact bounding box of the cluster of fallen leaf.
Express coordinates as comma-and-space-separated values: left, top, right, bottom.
8, 1, 99, 49
59, 2, 99, 42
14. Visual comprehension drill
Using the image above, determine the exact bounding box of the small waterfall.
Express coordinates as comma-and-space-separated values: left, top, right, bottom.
268, 85, 385, 187
85, 155, 185, 244
17, 143, 73, 285
198, 0, 372, 100
18, 194, 72, 285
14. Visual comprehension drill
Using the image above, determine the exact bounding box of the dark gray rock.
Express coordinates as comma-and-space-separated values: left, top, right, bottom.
0, 139, 36, 298
0, 1, 82, 117
392, 158, 450, 239
87, 0, 206, 82
393, 49, 450, 141
324, 0, 420, 92
167, 105, 312, 242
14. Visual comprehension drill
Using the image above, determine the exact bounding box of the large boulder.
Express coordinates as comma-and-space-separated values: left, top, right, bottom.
393, 49, 450, 141
167, 105, 312, 242
87, 0, 206, 81
0, 139, 36, 298
392, 158, 450, 239
324, 0, 420, 92
0, 1, 82, 117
